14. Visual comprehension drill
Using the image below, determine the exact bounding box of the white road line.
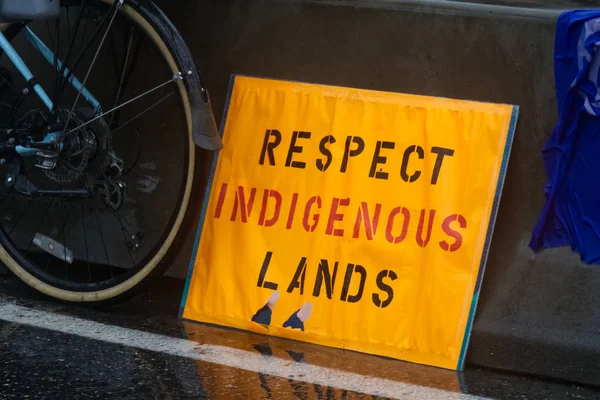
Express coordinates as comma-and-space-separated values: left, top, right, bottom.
0, 302, 488, 400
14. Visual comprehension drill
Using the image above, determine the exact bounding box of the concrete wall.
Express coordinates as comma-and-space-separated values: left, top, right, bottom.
160, 0, 600, 385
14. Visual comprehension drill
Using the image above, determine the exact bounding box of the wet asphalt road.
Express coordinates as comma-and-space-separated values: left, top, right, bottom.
0, 273, 599, 400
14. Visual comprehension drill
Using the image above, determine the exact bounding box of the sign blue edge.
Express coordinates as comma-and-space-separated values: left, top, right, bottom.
178, 74, 237, 318
178, 75, 520, 373
457, 105, 519, 371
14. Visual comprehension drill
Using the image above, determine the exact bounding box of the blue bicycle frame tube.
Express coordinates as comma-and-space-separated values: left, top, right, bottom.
0, 27, 102, 157
15, 132, 62, 156
25, 27, 102, 113
0, 31, 53, 110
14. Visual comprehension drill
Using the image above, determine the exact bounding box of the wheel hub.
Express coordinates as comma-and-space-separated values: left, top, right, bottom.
41, 107, 112, 183
0, 107, 126, 209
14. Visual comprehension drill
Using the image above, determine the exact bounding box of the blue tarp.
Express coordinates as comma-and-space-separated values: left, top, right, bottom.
530, 10, 600, 264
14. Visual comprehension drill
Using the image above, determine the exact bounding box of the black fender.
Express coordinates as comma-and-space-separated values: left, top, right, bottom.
132, 0, 223, 151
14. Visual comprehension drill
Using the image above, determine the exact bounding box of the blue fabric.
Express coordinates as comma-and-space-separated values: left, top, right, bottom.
283, 310, 305, 331
251, 305, 272, 326
530, 10, 600, 264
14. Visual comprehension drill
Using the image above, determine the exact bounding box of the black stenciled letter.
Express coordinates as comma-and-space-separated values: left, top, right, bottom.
256, 251, 278, 290
401, 145, 424, 183
340, 264, 367, 303
312, 259, 339, 299
340, 136, 365, 173
316, 135, 336, 171
287, 257, 307, 295
372, 270, 398, 308
259, 129, 282, 166
430, 147, 455, 185
285, 131, 311, 169
369, 141, 395, 179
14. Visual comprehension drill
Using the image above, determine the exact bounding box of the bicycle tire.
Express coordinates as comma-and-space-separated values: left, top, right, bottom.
0, 0, 201, 306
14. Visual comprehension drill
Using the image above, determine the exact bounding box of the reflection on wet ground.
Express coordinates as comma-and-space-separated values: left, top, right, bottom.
0, 274, 598, 399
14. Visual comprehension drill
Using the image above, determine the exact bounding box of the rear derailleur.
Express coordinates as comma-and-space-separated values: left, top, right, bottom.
94, 154, 127, 210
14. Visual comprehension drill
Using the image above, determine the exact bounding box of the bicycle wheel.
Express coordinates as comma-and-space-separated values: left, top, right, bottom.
0, 0, 203, 305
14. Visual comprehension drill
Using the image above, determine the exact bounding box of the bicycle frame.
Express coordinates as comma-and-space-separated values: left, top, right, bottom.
0, 30, 54, 111
0, 23, 102, 156
24, 27, 102, 113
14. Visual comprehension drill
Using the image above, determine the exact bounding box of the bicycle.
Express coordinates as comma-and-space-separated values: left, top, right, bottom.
0, 0, 223, 305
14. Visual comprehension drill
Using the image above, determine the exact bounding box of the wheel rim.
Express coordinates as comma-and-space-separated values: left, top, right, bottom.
0, 0, 195, 301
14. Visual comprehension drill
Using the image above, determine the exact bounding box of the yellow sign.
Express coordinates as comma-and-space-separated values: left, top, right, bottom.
180, 76, 518, 371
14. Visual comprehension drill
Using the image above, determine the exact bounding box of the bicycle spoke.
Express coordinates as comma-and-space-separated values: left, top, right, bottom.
0, 72, 19, 96
111, 210, 136, 268
0, 101, 24, 114
64, 0, 125, 131
122, 129, 141, 174
67, 1, 92, 104
93, 207, 113, 277
66, 76, 181, 134
45, 21, 55, 55
114, 32, 142, 128
58, 194, 73, 279
109, 26, 134, 127
109, 30, 122, 86
110, 28, 142, 128
60, 0, 117, 94
112, 91, 175, 134
25, 197, 57, 252
56, 0, 87, 108
113, 210, 136, 234
79, 199, 91, 283
110, 209, 162, 236
7, 198, 34, 238
77, 2, 91, 56
66, 7, 71, 45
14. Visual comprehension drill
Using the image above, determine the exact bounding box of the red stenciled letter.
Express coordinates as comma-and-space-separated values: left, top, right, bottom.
326, 198, 350, 237
386, 207, 410, 244
353, 202, 381, 240
286, 193, 299, 230
214, 183, 228, 219
230, 186, 257, 223
303, 196, 322, 232
416, 209, 436, 247
258, 189, 282, 227
439, 214, 467, 252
